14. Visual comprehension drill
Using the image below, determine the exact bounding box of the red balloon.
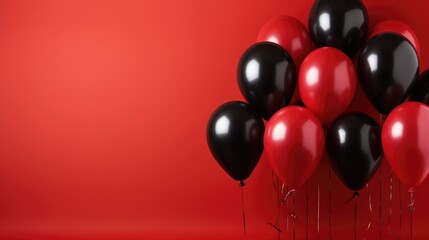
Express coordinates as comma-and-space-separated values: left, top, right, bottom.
299, 47, 357, 125
382, 102, 429, 187
257, 16, 312, 68
264, 106, 324, 189
369, 20, 421, 59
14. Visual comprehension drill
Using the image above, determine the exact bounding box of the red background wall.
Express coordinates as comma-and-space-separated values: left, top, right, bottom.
0, 0, 428, 239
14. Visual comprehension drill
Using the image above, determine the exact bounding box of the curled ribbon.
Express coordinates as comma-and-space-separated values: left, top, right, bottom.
408, 187, 415, 212
281, 188, 296, 206
280, 188, 297, 220
280, 186, 297, 237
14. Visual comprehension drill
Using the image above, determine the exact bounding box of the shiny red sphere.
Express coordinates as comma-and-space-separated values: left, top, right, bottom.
382, 102, 429, 187
264, 106, 324, 189
299, 47, 357, 125
257, 16, 312, 68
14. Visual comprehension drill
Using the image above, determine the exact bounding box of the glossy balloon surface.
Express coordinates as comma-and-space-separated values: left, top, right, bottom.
357, 33, 419, 114
237, 42, 297, 120
207, 101, 265, 181
382, 102, 429, 187
368, 20, 421, 59
299, 47, 357, 125
410, 69, 429, 105
264, 106, 324, 189
308, 0, 368, 57
326, 112, 382, 191
257, 15, 313, 67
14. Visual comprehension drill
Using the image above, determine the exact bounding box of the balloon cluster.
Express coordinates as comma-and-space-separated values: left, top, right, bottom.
207, 0, 429, 194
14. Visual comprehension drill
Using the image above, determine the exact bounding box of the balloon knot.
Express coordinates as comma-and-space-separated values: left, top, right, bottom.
345, 191, 360, 203
239, 181, 245, 187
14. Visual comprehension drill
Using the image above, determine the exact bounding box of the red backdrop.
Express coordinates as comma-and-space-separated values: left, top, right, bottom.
0, 0, 428, 239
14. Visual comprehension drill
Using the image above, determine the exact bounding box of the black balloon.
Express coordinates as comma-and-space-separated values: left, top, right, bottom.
308, 0, 368, 57
326, 112, 382, 191
237, 42, 297, 120
357, 33, 419, 115
410, 69, 429, 105
206, 101, 265, 182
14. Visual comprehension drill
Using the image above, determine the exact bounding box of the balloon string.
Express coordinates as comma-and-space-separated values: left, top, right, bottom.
379, 160, 383, 240
355, 193, 358, 240
317, 168, 320, 240
293, 191, 296, 240
379, 114, 385, 240
277, 175, 282, 238
272, 171, 278, 191
239, 181, 247, 240
267, 171, 283, 235
306, 182, 309, 240
329, 169, 332, 240
345, 192, 360, 240
411, 210, 413, 240
364, 184, 373, 240
388, 169, 400, 239
408, 187, 415, 240
399, 180, 402, 237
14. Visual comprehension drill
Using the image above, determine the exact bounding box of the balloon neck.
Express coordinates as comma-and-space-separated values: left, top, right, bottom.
239, 180, 245, 187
